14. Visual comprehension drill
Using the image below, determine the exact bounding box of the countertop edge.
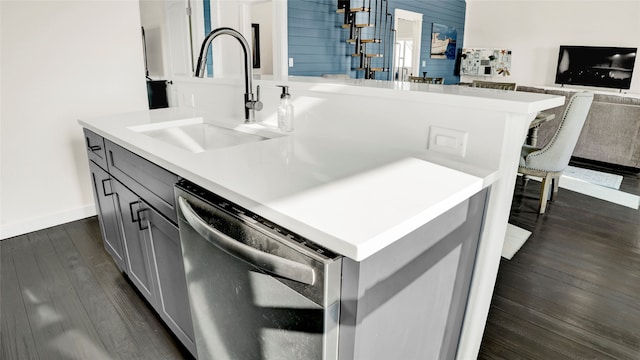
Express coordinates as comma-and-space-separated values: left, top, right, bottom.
78, 108, 497, 262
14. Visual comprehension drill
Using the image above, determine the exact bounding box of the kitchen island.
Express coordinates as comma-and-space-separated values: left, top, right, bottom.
80, 78, 563, 359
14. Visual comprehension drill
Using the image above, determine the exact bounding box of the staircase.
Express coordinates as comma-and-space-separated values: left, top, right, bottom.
338, 0, 394, 80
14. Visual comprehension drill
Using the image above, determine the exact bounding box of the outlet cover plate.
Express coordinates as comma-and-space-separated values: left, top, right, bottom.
428, 126, 468, 157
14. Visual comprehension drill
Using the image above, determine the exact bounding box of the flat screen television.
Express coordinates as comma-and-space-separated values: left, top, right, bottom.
555, 45, 637, 90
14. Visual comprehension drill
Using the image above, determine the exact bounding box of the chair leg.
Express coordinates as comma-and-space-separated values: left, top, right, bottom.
551, 175, 560, 202
538, 173, 553, 214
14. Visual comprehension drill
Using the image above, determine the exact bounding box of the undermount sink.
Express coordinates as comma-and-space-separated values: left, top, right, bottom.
129, 118, 273, 153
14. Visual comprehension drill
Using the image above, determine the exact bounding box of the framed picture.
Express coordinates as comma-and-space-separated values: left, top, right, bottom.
431, 23, 457, 60
458, 48, 512, 76
251, 23, 261, 69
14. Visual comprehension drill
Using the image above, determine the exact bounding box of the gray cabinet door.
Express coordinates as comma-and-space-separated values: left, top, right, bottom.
88, 161, 126, 271
112, 179, 157, 305
141, 202, 196, 355
105, 139, 179, 224
84, 129, 109, 170
83, 127, 194, 353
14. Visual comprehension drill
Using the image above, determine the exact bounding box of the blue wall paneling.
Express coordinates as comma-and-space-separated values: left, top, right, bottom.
288, 0, 466, 83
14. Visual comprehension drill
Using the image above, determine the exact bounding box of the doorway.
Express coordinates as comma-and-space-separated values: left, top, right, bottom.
393, 9, 422, 81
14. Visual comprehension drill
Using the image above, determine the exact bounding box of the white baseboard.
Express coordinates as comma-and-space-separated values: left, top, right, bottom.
0, 205, 97, 240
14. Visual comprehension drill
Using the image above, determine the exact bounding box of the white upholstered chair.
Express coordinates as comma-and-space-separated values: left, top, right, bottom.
518, 91, 594, 214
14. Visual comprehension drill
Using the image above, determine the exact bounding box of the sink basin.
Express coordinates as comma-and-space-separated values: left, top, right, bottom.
129, 118, 270, 153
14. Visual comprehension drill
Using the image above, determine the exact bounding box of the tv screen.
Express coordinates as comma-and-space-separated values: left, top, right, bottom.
555, 46, 637, 90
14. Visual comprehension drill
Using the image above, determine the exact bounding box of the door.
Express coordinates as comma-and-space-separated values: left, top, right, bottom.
393, 9, 423, 79
89, 161, 126, 271
141, 201, 196, 355
112, 179, 157, 305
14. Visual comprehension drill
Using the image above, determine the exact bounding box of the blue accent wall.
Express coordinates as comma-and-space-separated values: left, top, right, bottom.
288, 0, 466, 83
288, 0, 351, 77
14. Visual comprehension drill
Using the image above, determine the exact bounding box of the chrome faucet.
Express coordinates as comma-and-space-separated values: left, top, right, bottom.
194, 27, 262, 123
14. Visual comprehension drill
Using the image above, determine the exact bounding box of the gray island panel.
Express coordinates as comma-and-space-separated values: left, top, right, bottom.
339, 189, 487, 360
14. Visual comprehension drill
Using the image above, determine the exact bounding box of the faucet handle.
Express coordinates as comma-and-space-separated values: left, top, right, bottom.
254, 85, 263, 111
246, 86, 263, 111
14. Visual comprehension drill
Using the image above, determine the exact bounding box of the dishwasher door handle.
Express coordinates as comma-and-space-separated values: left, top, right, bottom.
178, 196, 316, 285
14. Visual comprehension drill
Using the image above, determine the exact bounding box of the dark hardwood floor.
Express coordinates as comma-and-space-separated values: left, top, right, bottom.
479, 163, 640, 360
1, 217, 191, 360
1, 163, 638, 360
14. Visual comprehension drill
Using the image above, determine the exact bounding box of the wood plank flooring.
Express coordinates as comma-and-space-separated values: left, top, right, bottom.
1, 218, 191, 360
479, 162, 640, 360
1, 162, 638, 360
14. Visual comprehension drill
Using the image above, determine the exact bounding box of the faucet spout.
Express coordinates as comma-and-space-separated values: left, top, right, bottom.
194, 27, 262, 123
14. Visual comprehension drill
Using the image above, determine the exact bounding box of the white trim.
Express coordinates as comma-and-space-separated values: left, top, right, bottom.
272, 0, 288, 80
394, 9, 423, 78
190, 0, 206, 74
209, 0, 224, 76
395, 8, 423, 22
239, 2, 252, 42
457, 113, 532, 360
0, 205, 97, 240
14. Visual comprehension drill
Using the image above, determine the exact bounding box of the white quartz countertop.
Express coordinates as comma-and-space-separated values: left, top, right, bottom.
79, 107, 499, 261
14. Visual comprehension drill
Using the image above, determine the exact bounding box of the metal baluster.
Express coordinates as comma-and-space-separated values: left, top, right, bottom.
385, 8, 393, 80
367, 0, 371, 28
373, 0, 378, 43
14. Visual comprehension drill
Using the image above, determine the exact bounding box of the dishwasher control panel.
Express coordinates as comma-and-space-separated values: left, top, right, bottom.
175, 179, 339, 260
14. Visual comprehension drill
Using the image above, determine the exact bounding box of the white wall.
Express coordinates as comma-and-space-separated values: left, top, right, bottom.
251, 1, 273, 75
0, 0, 148, 239
210, 1, 245, 78
140, 0, 169, 78
463, 0, 640, 94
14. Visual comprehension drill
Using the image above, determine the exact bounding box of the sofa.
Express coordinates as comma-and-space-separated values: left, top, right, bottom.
517, 86, 640, 170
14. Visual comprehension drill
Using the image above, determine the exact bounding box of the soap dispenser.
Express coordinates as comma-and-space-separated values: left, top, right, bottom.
277, 85, 294, 132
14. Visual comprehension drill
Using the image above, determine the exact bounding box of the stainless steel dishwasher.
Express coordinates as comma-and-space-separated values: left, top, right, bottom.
175, 180, 343, 360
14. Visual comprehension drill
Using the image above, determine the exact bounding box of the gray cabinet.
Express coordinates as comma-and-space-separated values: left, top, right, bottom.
88, 161, 126, 271
105, 139, 179, 223
83, 128, 195, 355
141, 202, 195, 353
84, 128, 109, 170
112, 179, 158, 305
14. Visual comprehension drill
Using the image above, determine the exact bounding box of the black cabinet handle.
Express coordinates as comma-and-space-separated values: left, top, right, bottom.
101, 178, 113, 196
129, 201, 140, 223
87, 138, 101, 152
129, 201, 149, 231
136, 208, 149, 231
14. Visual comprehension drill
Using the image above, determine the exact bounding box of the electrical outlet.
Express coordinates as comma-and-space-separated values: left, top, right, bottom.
181, 93, 195, 107
427, 126, 468, 157
422, 60, 426, 67
288, 58, 294, 67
